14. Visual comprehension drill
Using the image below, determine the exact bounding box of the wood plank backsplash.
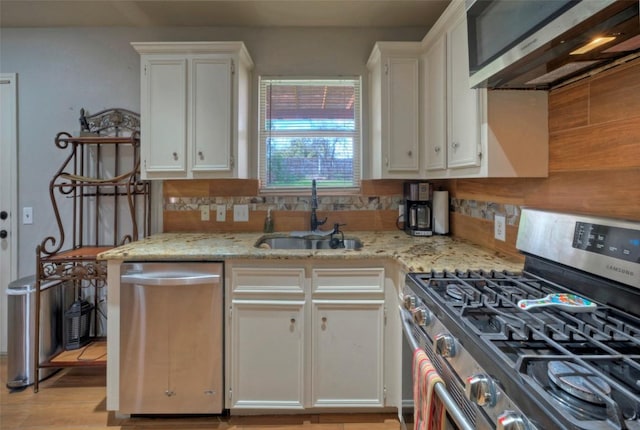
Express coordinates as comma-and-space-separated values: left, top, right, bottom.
163, 57, 640, 261
449, 57, 640, 259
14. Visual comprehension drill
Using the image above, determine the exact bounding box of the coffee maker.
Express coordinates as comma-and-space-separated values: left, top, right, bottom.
404, 182, 433, 237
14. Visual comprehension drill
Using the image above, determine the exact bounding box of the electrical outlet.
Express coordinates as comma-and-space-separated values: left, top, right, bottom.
216, 205, 226, 222
398, 204, 404, 222
233, 204, 249, 222
494, 214, 506, 241
200, 205, 210, 221
23, 207, 33, 225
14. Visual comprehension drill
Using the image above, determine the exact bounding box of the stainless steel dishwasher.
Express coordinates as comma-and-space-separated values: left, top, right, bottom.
119, 262, 223, 414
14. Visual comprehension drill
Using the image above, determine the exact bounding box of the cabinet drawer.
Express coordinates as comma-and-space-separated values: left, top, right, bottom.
311, 268, 384, 295
231, 267, 305, 297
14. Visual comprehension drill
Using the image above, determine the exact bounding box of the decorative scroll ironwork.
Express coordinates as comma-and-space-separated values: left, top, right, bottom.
38, 258, 107, 284
33, 108, 149, 391
38, 109, 149, 257
79, 107, 140, 136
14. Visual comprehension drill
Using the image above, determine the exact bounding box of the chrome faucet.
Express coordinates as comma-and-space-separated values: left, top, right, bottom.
310, 179, 327, 232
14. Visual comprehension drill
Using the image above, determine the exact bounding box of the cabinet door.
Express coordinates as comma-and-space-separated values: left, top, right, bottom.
447, 13, 481, 169
141, 57, 188, 174
191, 57, 233, 172
424, 34, 447, 171
385, 57, 420, 173
230, 300, 305, 409
311, 300, 385, 407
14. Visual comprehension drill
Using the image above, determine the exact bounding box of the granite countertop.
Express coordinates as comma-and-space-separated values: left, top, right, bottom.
98, 231, 524, 273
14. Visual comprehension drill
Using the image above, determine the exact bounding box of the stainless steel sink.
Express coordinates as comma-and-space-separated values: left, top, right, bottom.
255, 235, 363, 250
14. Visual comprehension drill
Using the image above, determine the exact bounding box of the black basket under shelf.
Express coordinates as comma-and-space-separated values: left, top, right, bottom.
63, 299, 93, 350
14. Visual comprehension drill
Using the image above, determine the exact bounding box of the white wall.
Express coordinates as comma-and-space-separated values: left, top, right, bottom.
0, 26, 425, 277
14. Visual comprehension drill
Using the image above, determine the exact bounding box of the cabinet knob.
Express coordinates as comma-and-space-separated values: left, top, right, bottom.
407, 150, 413, 157
290, 318, 296, 324
0, 211, 7, 220
172, 152, 179, 160
164, 390, 175, 397
434, 146, 440, 153
321, 317, 327, 323
0, 230, 7, 239
198, 151, 204, 160
451, 142, 459, 150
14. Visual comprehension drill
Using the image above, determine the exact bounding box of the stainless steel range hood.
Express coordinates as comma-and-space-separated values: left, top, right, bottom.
467, 0, 640, 89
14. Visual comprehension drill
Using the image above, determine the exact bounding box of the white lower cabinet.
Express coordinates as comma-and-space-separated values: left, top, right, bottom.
230, 300, 305, 409
226, 263, 386, 411
311, 300, 384, 407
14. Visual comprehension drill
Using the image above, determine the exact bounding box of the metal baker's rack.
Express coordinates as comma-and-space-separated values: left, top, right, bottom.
33, 108, 150, 392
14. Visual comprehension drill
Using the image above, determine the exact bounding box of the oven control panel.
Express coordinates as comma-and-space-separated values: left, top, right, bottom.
573, 221, 640, 264
517, 209, 639, 289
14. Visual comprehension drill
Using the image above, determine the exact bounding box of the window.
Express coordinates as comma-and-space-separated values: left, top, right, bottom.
258, 77, 361, 191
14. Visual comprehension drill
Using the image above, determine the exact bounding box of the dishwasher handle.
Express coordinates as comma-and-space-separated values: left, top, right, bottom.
121, 271, 221, 286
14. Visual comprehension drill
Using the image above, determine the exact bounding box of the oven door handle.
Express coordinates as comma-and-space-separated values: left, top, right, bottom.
400, 307, 475, 430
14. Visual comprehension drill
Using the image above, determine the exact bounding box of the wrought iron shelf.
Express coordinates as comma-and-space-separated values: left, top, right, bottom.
33, 108, 150, 392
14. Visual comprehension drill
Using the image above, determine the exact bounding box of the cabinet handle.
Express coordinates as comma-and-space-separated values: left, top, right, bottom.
198, 151, 204, 160
434, 146, 440, 153
172, 152, 179, 160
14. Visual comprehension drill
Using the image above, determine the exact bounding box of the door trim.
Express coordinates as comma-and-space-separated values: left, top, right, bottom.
0, 73, 18, 353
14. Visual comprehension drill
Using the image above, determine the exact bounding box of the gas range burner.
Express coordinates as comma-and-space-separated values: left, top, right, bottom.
548, 361, 612, 405
402, 210, 640, 430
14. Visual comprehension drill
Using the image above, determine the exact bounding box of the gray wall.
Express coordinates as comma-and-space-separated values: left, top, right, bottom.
0, 26, 426, 277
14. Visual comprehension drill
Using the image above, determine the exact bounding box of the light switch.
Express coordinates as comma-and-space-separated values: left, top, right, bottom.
23, 207, 33, 225
233, 205, 249, 222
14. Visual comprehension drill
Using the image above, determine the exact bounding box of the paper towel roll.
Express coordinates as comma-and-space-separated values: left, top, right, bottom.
433, 191, 449, 234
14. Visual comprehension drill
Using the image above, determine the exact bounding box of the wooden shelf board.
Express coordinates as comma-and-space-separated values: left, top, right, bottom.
42, 339, 107, 368
45, 246, 114, 261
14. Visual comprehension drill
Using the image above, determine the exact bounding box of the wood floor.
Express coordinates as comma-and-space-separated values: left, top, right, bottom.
0, 356, 400, 429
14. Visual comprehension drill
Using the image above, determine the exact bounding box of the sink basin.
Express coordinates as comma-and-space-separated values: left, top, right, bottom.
255, 235, 363, 250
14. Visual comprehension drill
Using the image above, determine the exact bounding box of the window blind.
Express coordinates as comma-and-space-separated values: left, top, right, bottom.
258, 77, 362, 191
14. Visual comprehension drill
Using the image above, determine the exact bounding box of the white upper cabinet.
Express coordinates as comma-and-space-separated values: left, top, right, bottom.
420, 0, 549, 178
132, 42, 253, 180
422, 34, 447, 171
367, 42, 422, 179
447, 11, 482, 169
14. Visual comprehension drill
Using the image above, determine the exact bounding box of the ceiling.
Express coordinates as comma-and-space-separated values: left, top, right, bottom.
0, 0, 451, 28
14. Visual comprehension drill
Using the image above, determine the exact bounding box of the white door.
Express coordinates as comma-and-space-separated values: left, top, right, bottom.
190, 57, 232, 172
447, 12, 481, 169
311, 299, 385, 407
0, 73, 19, 353
385, 57, 420, 173
424, 34, 448, 171
230, 300, 305, 409
140, 57, 188, 176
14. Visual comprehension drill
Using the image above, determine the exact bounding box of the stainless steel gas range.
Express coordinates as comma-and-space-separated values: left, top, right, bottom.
401, 208, 640, 430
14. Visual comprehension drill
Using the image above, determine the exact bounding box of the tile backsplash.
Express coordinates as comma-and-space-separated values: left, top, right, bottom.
162, 178, 523, 232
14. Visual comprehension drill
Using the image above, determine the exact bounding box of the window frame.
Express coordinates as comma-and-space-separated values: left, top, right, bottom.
258, 76, 363, 194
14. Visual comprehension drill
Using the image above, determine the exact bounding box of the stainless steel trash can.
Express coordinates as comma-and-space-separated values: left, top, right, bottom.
6, 276, 64, 389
